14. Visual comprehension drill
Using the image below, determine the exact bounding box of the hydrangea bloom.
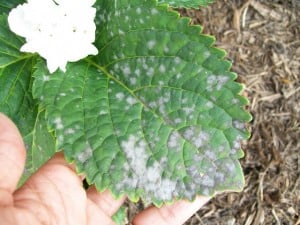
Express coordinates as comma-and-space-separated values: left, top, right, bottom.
8, 0, 98, 73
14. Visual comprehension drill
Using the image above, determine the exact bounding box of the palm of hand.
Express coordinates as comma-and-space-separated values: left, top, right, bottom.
0, 114, 210, 225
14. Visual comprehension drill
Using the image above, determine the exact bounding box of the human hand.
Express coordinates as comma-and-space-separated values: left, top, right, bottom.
0, 113, 211, 225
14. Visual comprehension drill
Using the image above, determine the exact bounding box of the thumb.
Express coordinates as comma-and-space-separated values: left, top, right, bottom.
0, 113, 26, 196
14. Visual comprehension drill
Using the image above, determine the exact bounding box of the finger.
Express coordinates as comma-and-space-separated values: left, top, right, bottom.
86, 199, 117, 225
87, 186, 126, 217
47, 153, 86, 180
0, 113, 26, 194
133, 196, 211, 225
14, 152, 87, 225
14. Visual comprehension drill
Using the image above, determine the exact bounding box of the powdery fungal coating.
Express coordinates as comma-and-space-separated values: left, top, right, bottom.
117, 128, 236, 202
53, 117, 63, 130
207, 75, 229, 91
119, 135, 178, 202
77, 142, 93, 163
167, 131, 181, 151
116, 92, 125, 101
182, 126, 211, 149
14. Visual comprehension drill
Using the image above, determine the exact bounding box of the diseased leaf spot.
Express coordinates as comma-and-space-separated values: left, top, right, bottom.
43, 75, 50, 81
167, 131, 181, 151
182, 126, 210, 149
77, 142, 93, 163
159, 64, 166, 73
53, 117, 63, 130
207, 75, 229, 91
147, 40, 156, 49
126, 96, 137, 105
119, 135, 178, 202
116, 92, 125, 101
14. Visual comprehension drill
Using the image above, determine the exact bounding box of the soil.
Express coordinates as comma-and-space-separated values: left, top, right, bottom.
127, 1, 300, 224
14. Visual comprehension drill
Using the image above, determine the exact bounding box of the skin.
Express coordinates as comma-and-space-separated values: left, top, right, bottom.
0, 113, 211, 225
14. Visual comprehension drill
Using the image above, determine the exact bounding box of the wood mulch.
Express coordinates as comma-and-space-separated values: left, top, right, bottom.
181, 0, 299, 224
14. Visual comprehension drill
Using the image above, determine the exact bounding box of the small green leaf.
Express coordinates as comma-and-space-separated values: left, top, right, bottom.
112, 206, 127, 225
0, 14, 28, 68
0, 57, 37, 136
33, 0, 251, 206
0, 13, 36, 138
158, 0, 214, 8
0, 0, 23, 15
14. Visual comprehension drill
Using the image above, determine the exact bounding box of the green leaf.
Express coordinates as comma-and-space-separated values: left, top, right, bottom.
0, 14, 32, 134
0, 0, 24, 15
112, 206, 128, 225
0, 57, 37, 135
0, 14, 27, 68
0, 14, 35, 137
158, 0, 214, 8
33, 0, 251, 206
20, 109, 56, 185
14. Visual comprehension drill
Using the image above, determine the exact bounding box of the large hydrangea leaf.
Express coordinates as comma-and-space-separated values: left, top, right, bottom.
33, 0, 251, 206
158, 0, 214, 8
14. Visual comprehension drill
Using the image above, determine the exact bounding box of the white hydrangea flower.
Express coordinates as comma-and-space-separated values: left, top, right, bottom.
8, 0, 98, 73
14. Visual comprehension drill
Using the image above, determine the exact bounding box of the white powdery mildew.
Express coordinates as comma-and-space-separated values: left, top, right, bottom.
154, 179, 177, 201
121, 136, 148, 176
43, 75, 50, 81
182, 126, 211, 149
207, 75, 230, 92
215, 172, 225, 182
167, 131, 181, 151
184, 155, 222, 195
205, 101, 214, 109
205, 150, 217, 161
224, 161, 236, 172
151, 8, 159, 15
64, 128, 75, 135
136, 7, 142, 14
174, 57, 181, 64
53, 117, 63, 130
200, 174, 215, 187
146, 67, 155, 77
146, 91, 171, 120
119, 135, 177, 201
233, 120, 245, 130
121, 64, 131, 77
130, 77, 137, 85
77, 142, 93, 163
99, 110, 106, 115
230, 134, 243, 154
116, 92, 125, 101
126, 96, 138, 105
147, 40, 156, 49
57, 134, 64, 144
159, 64, 166, 73
182, 104, 195, 116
